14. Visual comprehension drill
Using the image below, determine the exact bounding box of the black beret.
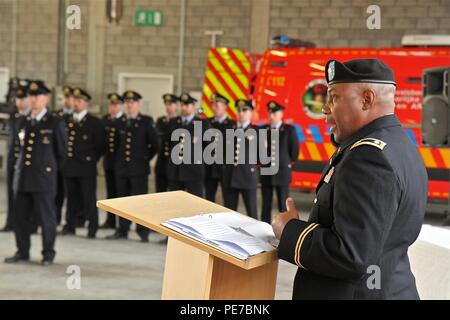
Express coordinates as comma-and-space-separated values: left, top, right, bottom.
162, 93, 179, 104
267, 100, 285, 113
325, 58, 396, 86
235, 99, 254, 111
63, 85, 73, 97
28, 80, 51, 96
123, 90, 142, 102
15, 86, 29, 99
211, 93, 229, 105
73, 88, 91, 101
179, 92, 197, 104
107, 93, 124, 104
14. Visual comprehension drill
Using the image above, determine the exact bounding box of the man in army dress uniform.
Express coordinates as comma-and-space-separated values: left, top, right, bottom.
100, 93, 125, 229
4, 80, 67, 265
205, 93, 235, 203
222, 99, 259, 219
1, 83, 31, 232
273, 59, 427, 299
106, 90, 158, 242
154, 94, 179, 193
61, 88, 106, 238
260, 101, 299, 223
164, 93, 211, 198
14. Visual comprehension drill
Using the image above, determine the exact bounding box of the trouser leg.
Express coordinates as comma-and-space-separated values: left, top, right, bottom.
275, 185, 289, 213
80, 176, 98, 236
261, 185, 273, 223
34, 192, 57, 260
241, 188, 257, 219
104, 169, 117, 227
204, 177, 219, 202
13, 192, 32, 258
130, 175, 150, 238
223, 188, 239, 211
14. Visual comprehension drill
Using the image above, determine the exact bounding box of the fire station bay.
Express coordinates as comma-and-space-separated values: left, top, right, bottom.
0, 0, 449, 303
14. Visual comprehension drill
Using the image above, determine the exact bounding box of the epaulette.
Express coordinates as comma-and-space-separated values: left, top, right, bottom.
350, 138, 387, 151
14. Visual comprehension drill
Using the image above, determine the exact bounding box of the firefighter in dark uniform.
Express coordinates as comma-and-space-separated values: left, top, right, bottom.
273, 59, 427, 299
106, 90, 158, 242
100, 93, 125, 229
54, 85, 74, 225
1, 84, 31, 232
4, 80, 67, 265
154, 94, 179, 193
205, 93, 235, 203
222, 99, 259, 219
165, 92, 211, 198
260, 101, 299, 223
61, 88, 106, 238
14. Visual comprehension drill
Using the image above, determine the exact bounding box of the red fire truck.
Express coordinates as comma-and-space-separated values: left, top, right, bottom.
201, 46, 450, 201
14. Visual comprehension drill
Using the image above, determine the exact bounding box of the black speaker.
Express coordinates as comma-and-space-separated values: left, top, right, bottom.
422, 67, 450, 147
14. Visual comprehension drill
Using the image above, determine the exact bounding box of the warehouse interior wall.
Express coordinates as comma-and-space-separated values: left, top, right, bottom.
0, 0, 448, 111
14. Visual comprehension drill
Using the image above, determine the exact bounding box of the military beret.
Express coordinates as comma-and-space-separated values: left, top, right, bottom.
123, 90, 142, 102
63, 85, 73, 97
162, 93, 179, 104
107, 93, 124, 104
267, 100, 285, 113
325, 58, 396, 86
211, 93, 229, 105
72, 87, 91, 101
28, 80, 51, 96
235, 99, 254, 111
15, 86, 29, 99
179, 92, 197, 104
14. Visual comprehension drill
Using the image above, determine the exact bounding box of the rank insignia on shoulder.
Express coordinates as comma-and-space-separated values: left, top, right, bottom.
350, 138, 386, 151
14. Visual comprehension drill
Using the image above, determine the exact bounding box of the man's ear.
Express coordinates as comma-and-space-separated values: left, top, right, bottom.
362, 89, 376, 110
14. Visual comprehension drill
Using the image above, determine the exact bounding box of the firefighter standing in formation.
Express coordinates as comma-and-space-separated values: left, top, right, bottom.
99, 93, 126, 230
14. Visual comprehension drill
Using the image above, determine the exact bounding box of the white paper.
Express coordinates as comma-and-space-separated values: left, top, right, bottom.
162, 212, 277, 260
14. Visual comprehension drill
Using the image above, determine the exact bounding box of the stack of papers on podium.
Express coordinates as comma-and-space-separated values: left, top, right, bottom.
162, 212, 278, 260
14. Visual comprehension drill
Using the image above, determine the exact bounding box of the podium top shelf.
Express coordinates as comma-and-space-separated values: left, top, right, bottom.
97, 191, 278, 270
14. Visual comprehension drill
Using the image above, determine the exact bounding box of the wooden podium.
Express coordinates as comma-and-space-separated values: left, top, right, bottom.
97, 191, 278, 300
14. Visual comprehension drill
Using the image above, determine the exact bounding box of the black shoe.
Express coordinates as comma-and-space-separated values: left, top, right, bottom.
140, 236, 149, 243
41, 258, 54, 266
76, 219, 86, 228
87, 232, 96, 239
0, 225, 13, 232
99, 222, 116, 229
59, 228, 76, 236
4, 253, 29, 264
106, 231, 127, 240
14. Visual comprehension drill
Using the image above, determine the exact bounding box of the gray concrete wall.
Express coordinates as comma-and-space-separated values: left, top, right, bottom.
0, 0, 449, 106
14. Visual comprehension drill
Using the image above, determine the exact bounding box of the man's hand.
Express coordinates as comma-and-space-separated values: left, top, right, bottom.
272, 197, 300, 240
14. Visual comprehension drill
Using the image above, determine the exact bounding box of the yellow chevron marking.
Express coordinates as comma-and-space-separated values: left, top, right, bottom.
419, 148, 437, 168
439, 149, 450, 168
306, 142, 321, 161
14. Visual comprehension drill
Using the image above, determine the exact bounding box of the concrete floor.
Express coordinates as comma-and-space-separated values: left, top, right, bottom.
0, 174, 448, 299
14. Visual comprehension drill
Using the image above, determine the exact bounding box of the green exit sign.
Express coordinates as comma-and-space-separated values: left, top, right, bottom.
135, 10, 163, 27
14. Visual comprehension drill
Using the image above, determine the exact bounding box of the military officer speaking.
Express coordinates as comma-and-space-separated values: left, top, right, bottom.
154, 94, 179, 193
205, 93, 235, 203
106, 90, 158, 242
2, 83, 32, 232
61, 88, 106, 238
100, 93, 126, 229
4, 80, 67, 265
272, 59, 427, 299
260, 101, 299, 223
164, 93, 211, 197
222, 99, 259, 219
